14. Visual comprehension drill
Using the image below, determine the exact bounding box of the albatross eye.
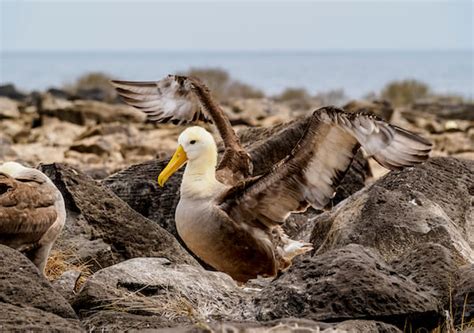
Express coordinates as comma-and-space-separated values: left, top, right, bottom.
190, 140, 196, 145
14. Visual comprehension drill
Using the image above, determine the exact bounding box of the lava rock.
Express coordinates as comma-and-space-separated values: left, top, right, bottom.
452, 264, 474, 326
51, 270, 82, 304
0, 303, 84, 333
391, 242, 461, 307
159, 318, 401, 333
255, 244, 441, 331
311, 157, 474, 263
0, 245, 83, 331
74, 258, 254, 330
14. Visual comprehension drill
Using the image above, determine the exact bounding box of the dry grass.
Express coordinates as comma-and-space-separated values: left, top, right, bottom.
429, 286, 473, 333
45, 249, 92, 289
91, 289, 217, 323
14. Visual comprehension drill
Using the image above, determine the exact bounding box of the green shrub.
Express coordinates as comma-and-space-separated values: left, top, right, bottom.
381, 79, 430, 106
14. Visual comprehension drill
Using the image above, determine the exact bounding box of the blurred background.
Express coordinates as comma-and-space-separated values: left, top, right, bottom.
1, 0, 472, 101
0, 0, 473, 178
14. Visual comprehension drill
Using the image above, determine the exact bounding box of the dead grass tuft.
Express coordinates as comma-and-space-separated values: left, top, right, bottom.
45, 249, 92, 289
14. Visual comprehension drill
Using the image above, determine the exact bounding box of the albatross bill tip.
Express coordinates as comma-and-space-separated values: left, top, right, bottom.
158, 145, 188, 187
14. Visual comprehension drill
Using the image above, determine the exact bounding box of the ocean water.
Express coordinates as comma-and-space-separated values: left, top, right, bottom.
0, 50, 472, 99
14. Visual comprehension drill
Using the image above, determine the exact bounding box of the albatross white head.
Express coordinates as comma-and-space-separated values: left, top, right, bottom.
0, 161, 30, 177
0, 161, 52, 185
158, 127, 223, 196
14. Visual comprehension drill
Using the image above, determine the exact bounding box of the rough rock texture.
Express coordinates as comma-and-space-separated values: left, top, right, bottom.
40, 163, 197, 272
452, 264, 474, 326
74, 258, 253, 331
51, 270, 82, 304
391, 243, 459, 307
311, 157, 474, 263
255, 244, 441, 331
160, 319, 401, 333
0, 245, 83, 331
0, 303, 84, 333
0, 245, 78, 319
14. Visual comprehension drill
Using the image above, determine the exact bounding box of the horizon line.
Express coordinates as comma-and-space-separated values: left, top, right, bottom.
2, 48, 473, 54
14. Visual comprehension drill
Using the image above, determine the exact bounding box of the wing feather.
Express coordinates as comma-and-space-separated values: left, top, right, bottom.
111, 76, 212, 125
0, 174, 58, 248
219, 106, 432, 229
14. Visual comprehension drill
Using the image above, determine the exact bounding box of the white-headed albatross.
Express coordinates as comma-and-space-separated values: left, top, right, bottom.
111, 75, 432, 282
0, 162, 66, 275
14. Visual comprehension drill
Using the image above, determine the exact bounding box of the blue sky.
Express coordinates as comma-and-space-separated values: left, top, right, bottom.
1, 0, 472, 52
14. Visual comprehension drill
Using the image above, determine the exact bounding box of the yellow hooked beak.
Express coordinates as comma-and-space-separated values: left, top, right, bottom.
158, 145, 188, 187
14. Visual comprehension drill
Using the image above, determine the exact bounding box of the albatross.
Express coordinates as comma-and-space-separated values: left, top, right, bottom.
111, 75, 432, 282
0, 162, 66, 275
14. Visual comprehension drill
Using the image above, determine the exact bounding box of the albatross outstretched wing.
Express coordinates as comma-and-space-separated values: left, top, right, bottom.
219, 106, 432, 227
112, 75, 253, 182
111, 75, 212, 125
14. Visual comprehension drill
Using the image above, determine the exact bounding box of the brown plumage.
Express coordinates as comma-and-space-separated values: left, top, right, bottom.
0, 162, 66, 275
111, 75, 432, 282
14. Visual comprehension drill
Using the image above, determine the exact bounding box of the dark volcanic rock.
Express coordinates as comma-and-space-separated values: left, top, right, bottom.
40, 163, 197, 272
81, 311, 172, 332
74, 258, 253, 330
0, 303, 84, 333
452, 264, 474, 326
311, 157, 474, 263
161, 318, 401, 332
51, 270, 82, 304
0, 244, 78, 319
0, 84, 27, 101
391, 243, 460, 307
0, 245, 83, 331
255, 244, 441, 331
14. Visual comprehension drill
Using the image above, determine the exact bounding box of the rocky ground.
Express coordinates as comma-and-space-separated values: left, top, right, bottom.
0, 83, 473, 332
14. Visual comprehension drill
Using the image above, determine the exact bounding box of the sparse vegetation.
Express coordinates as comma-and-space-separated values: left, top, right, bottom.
381, 79, 430, 106
45, 249, 92, 289
314, 88, 348, 106
64, 72, 117, 102
274, 87, 310, 102
179, 68, 264, 101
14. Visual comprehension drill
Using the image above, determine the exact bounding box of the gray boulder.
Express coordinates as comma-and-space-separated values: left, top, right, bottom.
0, 244, 83, 331
311, 157, 474, 263
158, 318, 401, 333
0, 303, 84, 333
255, 244, 441, 331
73, 258, 254, 331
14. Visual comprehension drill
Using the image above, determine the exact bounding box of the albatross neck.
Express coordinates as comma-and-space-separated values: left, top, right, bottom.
181, 149, 225, 198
